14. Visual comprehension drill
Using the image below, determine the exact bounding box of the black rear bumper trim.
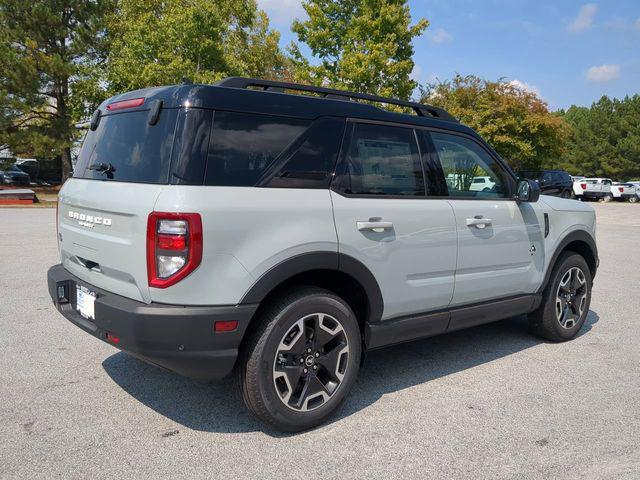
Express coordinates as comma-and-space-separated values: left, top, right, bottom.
47, 264, 257, 380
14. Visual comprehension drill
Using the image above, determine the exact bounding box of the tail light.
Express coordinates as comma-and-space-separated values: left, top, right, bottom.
618, 187, 624, 193
580, 183, 587, 190
147, 212, 202, 288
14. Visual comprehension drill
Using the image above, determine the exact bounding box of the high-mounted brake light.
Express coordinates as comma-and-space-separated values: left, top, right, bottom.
147, 212, 202, 288
106, 97, 145, 111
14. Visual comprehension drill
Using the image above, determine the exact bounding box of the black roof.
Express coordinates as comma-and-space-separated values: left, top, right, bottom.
98, 77, 476, 136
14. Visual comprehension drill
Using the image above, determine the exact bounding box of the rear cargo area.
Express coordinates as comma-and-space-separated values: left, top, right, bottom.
58, 179, 164, 303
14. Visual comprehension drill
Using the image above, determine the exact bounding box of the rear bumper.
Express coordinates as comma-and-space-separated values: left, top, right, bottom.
582, 192, 606, 199
47, 264, 257, 380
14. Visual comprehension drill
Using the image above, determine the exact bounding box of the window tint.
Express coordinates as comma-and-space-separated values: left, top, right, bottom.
519, 171, 543, 180
170, 108, 212, 185
263, 117, 345, 189
205, 111, 309, 187
430, 132, 509, 198
74, 109, 178, 183
341, 123, 424, 196
553, 172, 569, 183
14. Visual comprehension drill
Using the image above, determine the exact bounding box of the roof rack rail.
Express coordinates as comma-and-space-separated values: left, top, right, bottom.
216, 77, 458, 123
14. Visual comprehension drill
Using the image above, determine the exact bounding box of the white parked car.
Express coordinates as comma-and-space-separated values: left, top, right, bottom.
469, 176, 496, 192
581, 178, 614, 202
572, 176, 586, 199
612, 182, 638, 203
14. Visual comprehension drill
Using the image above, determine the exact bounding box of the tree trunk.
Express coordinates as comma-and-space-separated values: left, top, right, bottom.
61, 147, 72, 182
57, 77, 72, 182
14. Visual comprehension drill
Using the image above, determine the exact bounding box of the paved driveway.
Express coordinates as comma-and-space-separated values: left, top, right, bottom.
1, 203, 638, 479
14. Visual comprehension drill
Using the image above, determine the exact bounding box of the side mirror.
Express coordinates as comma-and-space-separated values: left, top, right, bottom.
516, 179, 540, 202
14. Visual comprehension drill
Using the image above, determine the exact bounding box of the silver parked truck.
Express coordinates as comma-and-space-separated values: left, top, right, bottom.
48, 78, 598, 431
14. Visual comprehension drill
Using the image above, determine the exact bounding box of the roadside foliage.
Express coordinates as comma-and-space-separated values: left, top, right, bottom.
559, 95, 640, 180
290, 0, 427, 101
0, 0, 112, 178
106, 0, 288, 92
420, 75, 570, 173
0, 0, 638, 182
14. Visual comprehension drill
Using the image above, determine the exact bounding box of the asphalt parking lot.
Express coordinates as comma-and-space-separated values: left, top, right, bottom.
1, 203, 639, 479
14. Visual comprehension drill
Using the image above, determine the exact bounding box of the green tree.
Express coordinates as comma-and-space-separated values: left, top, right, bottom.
106, 0, 287, 93
290, 0, 427, 100
560, 95, 640, 179
421, 75, 570, 172
0, 0, 113, 179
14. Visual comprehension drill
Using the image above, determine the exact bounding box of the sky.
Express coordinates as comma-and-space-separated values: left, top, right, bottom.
256, 0, 640, 110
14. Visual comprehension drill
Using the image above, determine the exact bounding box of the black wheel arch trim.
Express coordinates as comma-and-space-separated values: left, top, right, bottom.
239, 251, 384, 323
539, 230, 598, 294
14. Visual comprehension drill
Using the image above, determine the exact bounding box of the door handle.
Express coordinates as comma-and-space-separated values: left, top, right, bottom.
466, 216, 492, 229
357, 221, 394, 233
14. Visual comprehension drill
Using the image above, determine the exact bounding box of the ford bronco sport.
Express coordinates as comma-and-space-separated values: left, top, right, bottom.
48, 78, 598, 431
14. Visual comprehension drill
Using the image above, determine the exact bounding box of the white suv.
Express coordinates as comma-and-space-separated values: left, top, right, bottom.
48, 78, 598, 431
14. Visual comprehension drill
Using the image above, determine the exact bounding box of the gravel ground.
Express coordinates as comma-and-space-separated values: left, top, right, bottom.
1, 203, 639, 479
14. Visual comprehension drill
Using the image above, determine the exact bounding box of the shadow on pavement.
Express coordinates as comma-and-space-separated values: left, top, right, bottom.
102, 310, 599, 436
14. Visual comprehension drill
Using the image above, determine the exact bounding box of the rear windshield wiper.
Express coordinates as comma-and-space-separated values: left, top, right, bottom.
88, 162, 116, 179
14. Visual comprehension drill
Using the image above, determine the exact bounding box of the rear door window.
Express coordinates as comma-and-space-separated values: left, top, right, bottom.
339, 123, 424, 196
204, 111, 309, 187
74, 109, 178, 183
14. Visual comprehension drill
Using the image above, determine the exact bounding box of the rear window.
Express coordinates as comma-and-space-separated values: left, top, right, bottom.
74, 109, 178, 183
341, 123, 424, 196
204, 111, 309, 186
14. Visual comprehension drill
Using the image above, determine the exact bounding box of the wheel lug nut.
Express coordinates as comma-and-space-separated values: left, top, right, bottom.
313, 365, 318, 370
299, 358, 304, 363
307, 348, 312, 353
315, 352, 319, 357
303, 368, 308, 373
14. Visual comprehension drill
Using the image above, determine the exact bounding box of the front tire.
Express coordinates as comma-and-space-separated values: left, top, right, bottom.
529, 253, 592, 342
236, 288, 361, 432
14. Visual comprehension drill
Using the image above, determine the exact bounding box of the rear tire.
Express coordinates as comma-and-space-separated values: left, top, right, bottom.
561, 190, 571, 199
235, 287, 361, 432
529, 253, 592, 342
601, 193, 613, 203
629, 196, 638, 204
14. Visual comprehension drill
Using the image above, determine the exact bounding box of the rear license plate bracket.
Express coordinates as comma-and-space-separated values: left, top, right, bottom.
76, 285, 96, 320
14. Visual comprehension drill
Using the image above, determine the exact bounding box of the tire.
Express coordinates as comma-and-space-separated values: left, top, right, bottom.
528, 252, 592, 342
561, 190, 571, 199
235, 287, 362, 432
629, 196, 638, 204
601, 193, 613, 203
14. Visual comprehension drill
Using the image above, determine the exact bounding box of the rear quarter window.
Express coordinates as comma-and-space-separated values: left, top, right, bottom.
74, 109, 178, 184
204, 111, 309, 187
